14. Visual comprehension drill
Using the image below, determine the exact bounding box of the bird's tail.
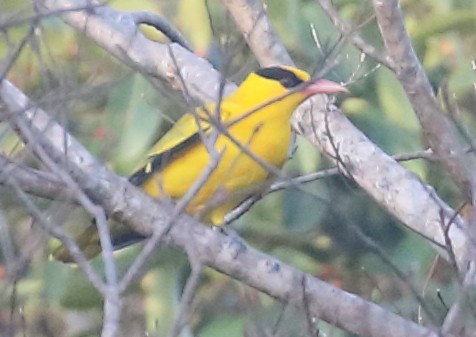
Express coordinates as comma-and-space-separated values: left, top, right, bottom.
52, 222, 146, 263
52, 225, 101, 263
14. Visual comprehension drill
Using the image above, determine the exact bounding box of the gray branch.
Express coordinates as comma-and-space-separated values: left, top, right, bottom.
220, 0, 293, 66
372, 0, 476, 219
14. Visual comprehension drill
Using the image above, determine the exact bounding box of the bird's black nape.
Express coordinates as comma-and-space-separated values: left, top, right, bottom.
255, 67, 304, 89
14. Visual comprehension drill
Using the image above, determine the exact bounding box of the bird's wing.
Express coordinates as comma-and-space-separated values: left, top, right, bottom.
128, 102, 235, 187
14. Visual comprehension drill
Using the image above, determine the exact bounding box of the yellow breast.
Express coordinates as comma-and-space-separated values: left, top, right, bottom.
141, 104, 292, 225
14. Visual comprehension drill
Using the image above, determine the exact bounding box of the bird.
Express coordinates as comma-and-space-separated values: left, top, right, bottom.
53, 65, 347, 262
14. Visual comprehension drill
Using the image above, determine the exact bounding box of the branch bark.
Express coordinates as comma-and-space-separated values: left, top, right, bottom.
0, 154, 69, 200
315, 0, 396, 70
372, 0, 476, 211
220, 0, 293, 66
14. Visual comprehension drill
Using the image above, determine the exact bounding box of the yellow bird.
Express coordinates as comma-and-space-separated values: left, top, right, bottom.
54, 66, 347, 262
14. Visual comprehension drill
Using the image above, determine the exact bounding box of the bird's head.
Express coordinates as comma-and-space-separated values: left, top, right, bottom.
231, 65, 347, 113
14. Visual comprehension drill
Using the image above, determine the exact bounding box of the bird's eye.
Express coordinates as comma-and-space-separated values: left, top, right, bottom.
279, 76, 302, 88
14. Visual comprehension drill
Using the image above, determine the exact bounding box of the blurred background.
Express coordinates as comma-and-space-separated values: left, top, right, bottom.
0, 0, 475, 336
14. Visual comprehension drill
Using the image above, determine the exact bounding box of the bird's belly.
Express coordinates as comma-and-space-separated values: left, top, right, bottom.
142, 121, 292, 223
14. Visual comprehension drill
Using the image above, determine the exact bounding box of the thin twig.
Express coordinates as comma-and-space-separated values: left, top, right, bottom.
339, 209, 440, 323
372, 0, 476, 207
4, 174, 105, 292
131, 11, 192, 51
2, 98, 121, 337
418, 255, 440, 325
226, 148, 434, 223
0, 154, 70, 201
441, 81, 476, 153
0, 3, 103, 30
315, 0, 395, 70
0, 22, 36, 82
220, 0, 293, 66
168, 249, 203, 337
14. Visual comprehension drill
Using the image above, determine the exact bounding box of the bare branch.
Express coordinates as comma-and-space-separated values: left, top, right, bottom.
168, 249, 203, 337
292, 100, 470, 270
220, 0, 293, 66
372, 0, 476, 206
0, 155, 70, 200
95, 206, 121, 337
226, 148, 435, 223
315, 0, 395, 70
2, 86, 121, 337
131, 11, 192, 51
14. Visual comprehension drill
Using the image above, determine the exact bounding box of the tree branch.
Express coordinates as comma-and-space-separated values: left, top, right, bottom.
315, 0, 396, 70
220, 0, 293, 66
0, 154, 70, 200
372, 0, 476, 210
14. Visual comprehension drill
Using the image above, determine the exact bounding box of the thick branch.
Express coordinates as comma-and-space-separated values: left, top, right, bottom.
220, 0, 293, 66
292, 101, 471, 268
0, 154, 69, 199
372, 0, 476, 201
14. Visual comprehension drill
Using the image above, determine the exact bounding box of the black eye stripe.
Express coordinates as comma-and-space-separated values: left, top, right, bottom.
255, 67, 304, 88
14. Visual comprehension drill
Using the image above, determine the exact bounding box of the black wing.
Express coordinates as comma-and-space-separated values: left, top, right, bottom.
128, 132, 202, 187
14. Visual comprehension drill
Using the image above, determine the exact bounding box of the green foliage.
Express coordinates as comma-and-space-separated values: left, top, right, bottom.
104, 75, 163, 174
198, 315, 244, 337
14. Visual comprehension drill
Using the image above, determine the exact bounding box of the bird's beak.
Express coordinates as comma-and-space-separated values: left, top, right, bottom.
303, 79, 348, 96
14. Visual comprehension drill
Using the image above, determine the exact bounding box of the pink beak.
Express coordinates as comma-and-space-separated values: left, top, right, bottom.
303, 79, 348, 96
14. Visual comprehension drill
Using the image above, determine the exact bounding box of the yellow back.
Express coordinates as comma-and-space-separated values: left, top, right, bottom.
148, 66, 310, 156
139, 66, 312, 224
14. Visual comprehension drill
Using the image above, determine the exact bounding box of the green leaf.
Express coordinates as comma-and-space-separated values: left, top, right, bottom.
411, 11, 476, 43
105, 75, 163, 174
376, 68, 419, 133
282, 183, 326, 231
292, 136, 321, 174
198, 315, 244, 337
177, 0, 212, 54
59, 267, 103, 309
